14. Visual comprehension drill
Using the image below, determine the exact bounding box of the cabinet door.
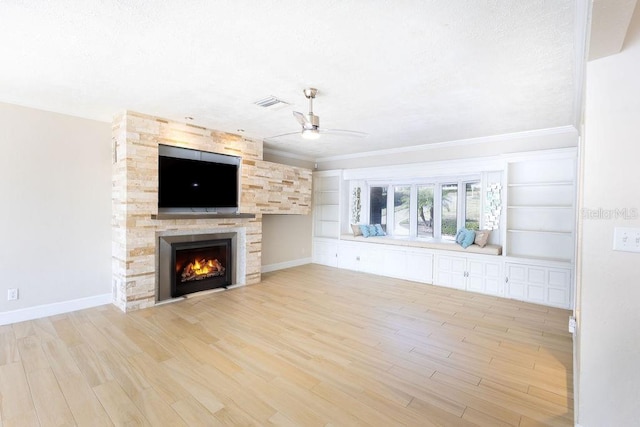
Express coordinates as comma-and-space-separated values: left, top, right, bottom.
405, 250, 434, 283
505, 263, 527, 299
436, 255, 466, 290
466, 260, 485, 292
547, 267, 571, 307
484, 261, 503, 296
312, 240, 338, 267
337, 243, 361, 271
525, 266, 546, 303
380, 247, 407, 279
467, 259, 503, 296
360, 245, 386, 275
505, 262, 572, 309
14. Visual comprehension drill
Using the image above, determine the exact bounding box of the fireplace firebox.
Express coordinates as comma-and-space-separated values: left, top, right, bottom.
172, 239, 231, 297
157, 232, 238, 302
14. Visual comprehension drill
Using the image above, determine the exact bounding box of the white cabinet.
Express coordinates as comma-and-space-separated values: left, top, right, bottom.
435, 254, 503, 296
336, 241, 433, 284
312, 239, 338, 267
505, 262, 572, 308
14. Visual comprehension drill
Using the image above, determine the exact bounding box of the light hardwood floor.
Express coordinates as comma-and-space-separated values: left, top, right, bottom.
0, 264, 573, 426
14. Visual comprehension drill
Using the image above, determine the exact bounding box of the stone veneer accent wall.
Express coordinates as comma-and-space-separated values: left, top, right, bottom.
112, 111, 311, 312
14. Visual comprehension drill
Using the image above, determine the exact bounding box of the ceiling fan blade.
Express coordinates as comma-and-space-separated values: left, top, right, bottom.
321, 129, 368, 138
293, 111, 308, 126
265, 131, 300, 140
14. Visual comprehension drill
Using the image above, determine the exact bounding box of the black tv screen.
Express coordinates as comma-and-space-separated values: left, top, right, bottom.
158, 153, 239, 210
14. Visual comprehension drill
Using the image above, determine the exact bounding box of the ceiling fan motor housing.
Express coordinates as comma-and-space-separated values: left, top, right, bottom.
307, 113, 319, 129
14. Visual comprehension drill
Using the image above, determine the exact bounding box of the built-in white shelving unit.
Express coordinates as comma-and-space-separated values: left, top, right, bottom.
506, 155, 576, 263
313, 171, 342, 239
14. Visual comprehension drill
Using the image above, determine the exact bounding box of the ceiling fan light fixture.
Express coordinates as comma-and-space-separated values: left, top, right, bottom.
302, 128, 320, 140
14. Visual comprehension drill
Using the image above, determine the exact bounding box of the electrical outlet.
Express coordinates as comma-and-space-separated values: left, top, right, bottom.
613, 227, 640, 253
7, 288, 18, 301
568, 316, 576, 334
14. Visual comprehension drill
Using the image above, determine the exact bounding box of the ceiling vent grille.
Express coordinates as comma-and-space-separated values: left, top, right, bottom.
254, 96, 290, 110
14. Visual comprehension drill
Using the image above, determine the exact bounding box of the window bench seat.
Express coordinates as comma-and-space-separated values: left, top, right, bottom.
339, 234, 502, 255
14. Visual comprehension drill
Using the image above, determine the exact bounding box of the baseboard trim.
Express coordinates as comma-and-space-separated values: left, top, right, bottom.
262, 258, 312, 273
0, 293, 112, 326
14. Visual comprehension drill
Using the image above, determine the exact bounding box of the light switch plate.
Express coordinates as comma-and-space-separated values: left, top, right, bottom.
613, 227, 640, 253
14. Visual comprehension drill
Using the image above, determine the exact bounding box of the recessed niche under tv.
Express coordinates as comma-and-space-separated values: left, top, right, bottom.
158, 144, 241, 214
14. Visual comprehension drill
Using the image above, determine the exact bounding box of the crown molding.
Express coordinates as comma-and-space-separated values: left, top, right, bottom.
342, 146, 578, 181
314, 125, 578, 163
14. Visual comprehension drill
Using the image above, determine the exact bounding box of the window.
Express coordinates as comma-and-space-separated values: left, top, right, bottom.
441, 183, 458, 239
417, 185, 434, 238
394, 186, 411, 236
365, 178, 483, 241
465, 181, 481, 230
369, 186, 387, 231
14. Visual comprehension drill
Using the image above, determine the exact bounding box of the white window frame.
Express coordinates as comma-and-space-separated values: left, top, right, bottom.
365, 174, 481, 241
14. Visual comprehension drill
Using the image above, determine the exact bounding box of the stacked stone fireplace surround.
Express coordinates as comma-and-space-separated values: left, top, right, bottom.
112, 111, 312, 312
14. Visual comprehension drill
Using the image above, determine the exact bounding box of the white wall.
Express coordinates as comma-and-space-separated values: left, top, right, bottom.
261, 214, 313, 270
0, 103, 112, 317
578, 4, 640, 425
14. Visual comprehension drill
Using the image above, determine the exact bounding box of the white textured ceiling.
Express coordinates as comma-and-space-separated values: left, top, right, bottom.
0, 1, 582, 159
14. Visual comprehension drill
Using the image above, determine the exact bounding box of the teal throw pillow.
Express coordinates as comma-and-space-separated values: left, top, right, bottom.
461, 229, 476, 248
360, 224, 385, 237
359, 224, 372, 237
455, 229, 466, 244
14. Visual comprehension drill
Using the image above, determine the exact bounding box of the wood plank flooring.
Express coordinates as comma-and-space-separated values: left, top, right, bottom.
0, 264, 574, 426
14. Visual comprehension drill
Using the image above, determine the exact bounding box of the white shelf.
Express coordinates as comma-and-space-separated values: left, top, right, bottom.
507, 205, 573, 209
507, 229, 572, 236
508, 181, 573, 187
507, 254, 573, 264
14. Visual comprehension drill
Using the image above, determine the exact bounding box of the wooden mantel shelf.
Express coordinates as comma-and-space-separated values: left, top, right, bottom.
151, 213, 256, 220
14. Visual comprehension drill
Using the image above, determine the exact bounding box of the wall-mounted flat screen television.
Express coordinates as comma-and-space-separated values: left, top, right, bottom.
158, 145, 241, 213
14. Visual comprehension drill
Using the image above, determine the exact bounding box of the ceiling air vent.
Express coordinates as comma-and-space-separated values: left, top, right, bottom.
253, 95, 290, 110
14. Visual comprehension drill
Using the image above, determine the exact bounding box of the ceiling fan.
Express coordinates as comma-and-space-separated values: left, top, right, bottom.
269, 88, 367, 140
